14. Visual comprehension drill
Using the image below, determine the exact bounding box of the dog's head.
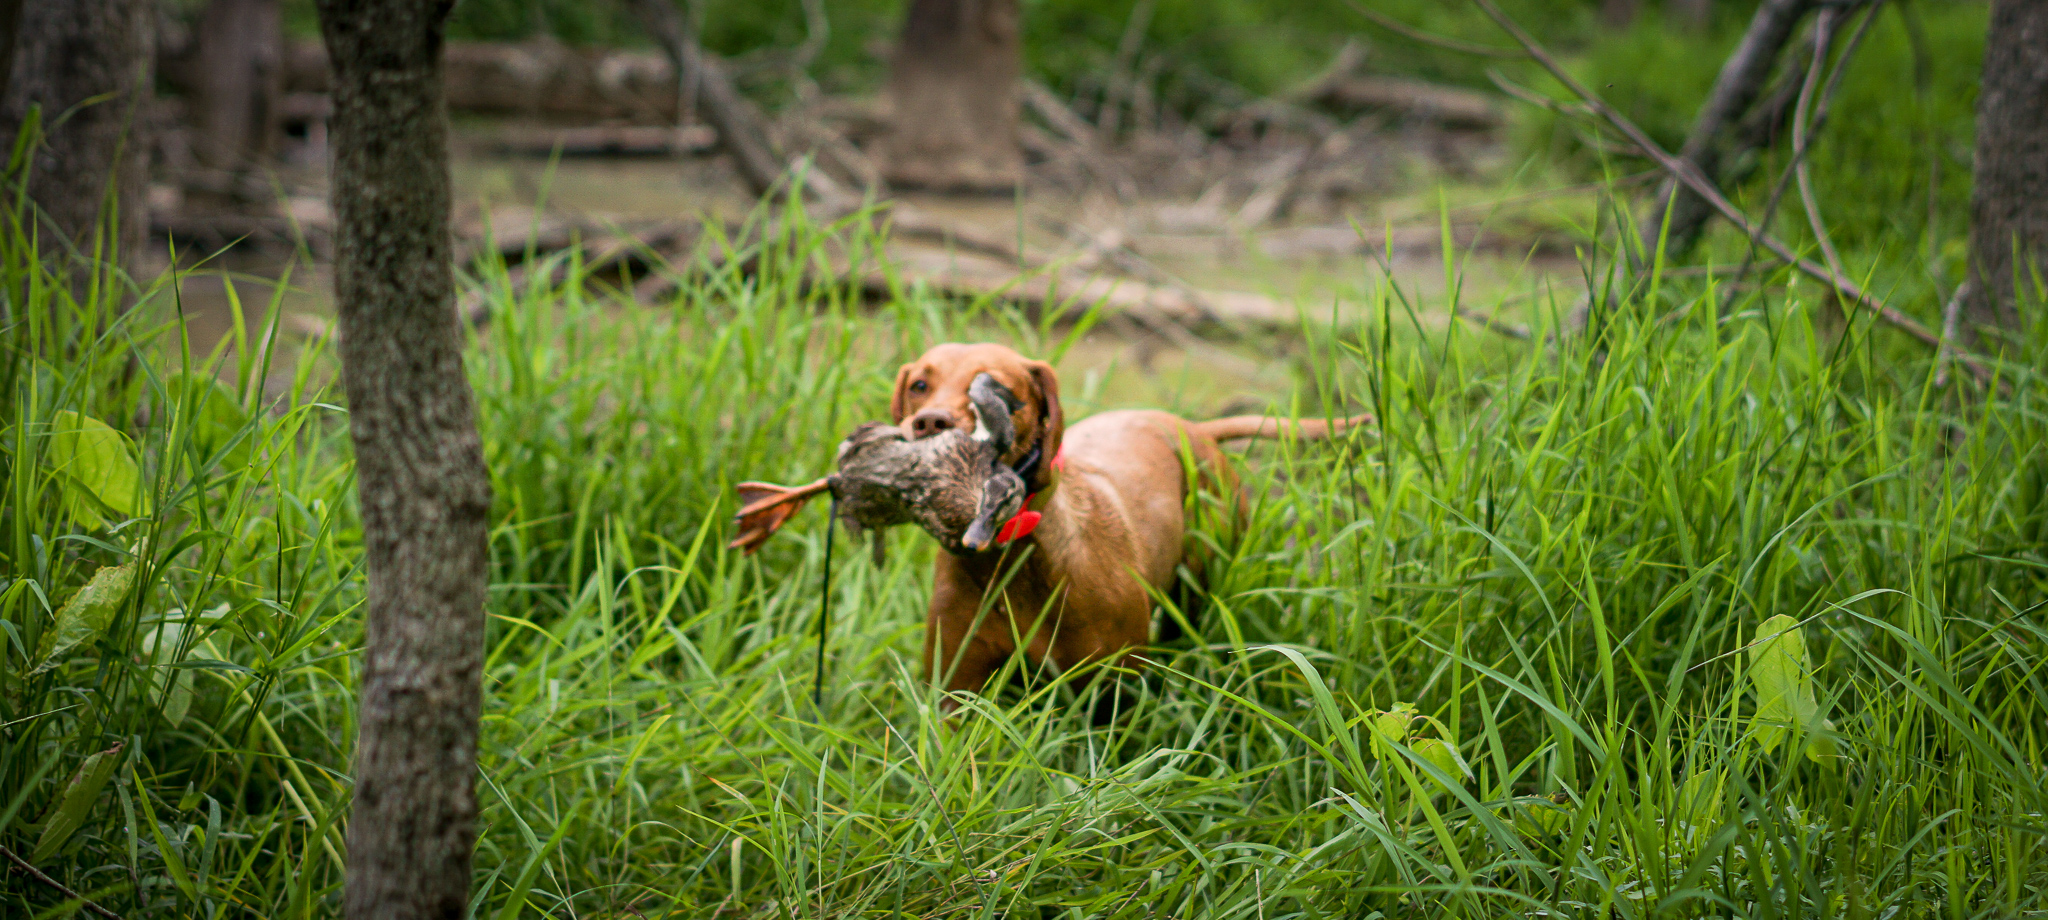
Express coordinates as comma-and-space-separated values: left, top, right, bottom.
890, 343, 1063, 492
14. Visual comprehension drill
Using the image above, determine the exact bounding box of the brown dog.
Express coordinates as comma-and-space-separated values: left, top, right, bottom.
892, 343, 1367, 714
739, 342, 1369, 714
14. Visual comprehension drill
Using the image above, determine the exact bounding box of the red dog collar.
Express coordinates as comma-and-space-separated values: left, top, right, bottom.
992, 448, 1064, 545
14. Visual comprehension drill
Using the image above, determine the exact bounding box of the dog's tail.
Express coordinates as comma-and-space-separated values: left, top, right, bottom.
1193, 412, 1374, 444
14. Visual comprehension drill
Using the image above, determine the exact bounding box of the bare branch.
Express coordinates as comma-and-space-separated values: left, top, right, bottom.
1934, 280, 1970, 387
1344, 0, 1525, 59
1792, 4, 1881, 295
1, 843, 124, 920
1470, 0, 1993, 385
1639, 0, 1817, 257
1097, 0, 1156, 138
789, 0, 828, 74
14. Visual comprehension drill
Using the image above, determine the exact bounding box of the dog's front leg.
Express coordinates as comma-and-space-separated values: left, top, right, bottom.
923, 563, 1012, 713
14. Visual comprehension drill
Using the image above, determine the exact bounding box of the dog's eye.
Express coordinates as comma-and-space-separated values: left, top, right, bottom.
909, 380, 928, 394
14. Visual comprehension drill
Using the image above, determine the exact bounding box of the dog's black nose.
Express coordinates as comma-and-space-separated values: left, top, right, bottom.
909, 408, 957, 438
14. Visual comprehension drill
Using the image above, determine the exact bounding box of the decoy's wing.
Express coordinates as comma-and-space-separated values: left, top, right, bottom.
728, 477, 832, 554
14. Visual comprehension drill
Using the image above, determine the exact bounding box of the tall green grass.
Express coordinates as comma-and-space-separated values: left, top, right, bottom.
2, 189, 2044, 919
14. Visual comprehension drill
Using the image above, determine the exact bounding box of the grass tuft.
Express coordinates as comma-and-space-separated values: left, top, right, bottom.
2, 186, 2044, 918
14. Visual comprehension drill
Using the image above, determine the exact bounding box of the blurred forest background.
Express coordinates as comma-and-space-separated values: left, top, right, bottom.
15, 0, 2002, 380
4, 1, 2045, 918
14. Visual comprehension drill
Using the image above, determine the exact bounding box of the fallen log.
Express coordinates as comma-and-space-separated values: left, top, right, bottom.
856, 243, 1299, 329
272, 38, 683, 123
1309, 76, 1505, 130
1258, 221, 1570, 259
460, 220, 700, 324
485, 124, 717, 158
153, 211, 331, 253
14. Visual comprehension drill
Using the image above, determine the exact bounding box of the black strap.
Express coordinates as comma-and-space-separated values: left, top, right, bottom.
813, 497, 836, 714
1009, 440, 1044, 488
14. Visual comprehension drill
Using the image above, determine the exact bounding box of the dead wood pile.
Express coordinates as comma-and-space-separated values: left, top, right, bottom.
152, 35, 1552, 340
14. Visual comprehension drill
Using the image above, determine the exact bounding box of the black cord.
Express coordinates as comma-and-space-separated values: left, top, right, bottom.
813, 497, 836, 714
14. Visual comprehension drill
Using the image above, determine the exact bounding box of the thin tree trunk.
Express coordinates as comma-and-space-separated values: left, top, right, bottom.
883, 0, 1023, 192
192, 0, 283, 175
313, 1, 493, 918
1639, 0, 1812, 257
1965, 0, 2048, 340
0, 0, 153, 268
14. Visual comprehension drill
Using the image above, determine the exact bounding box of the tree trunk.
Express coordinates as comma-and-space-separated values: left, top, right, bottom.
312, 1, 493, 918
1639, 0, 1812, 257
1965, 0, 2048, 340
0, 0, 153, 267
883, 0, 1023, 192
192, 0, 283, 174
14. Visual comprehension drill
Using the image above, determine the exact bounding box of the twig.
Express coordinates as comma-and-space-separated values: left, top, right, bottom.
1897, 0, 1942, 270
1022, 80, 1100, 146
1283, 38, 1369, 103
1934, 280, 1970, 387
789, 0, 829, 74
1097, 0, 1157, 138
1792, 4, 1880, 296
1035, 213, 1226, 326
1723, 13, 1831, 306
1, 842, 124, 919
1020, 80, 1137, 200
1470, 0, 1994, 386
1343, 0, 1526, 59
1234, 147, 1313, 227
866, 201, 1033, 266
1789, 7, 1841, 289
1486, 70, 1591, 118
1638, 0, 1818, 258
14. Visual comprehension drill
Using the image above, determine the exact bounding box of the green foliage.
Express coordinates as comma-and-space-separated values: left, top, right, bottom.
4, 189, 2046, 918
1745, 613, 1835, 762
30, 742, 125, 864
31, 561, 136, 676
43, 409, 147, 526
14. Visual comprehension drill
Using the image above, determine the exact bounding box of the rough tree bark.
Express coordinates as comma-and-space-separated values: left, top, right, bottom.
192, 0, 283, 174
883, 0, 1024, 192
0, 0, 153, 265
1965, 0, 2048, 340
1639, 0, 1812, 257
313, 1, 493, 918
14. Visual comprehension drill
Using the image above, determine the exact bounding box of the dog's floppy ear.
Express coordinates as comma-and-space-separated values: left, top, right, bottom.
1024, 360, 1064, 492
889, 363, 916, 423
729, 478, 831, 554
